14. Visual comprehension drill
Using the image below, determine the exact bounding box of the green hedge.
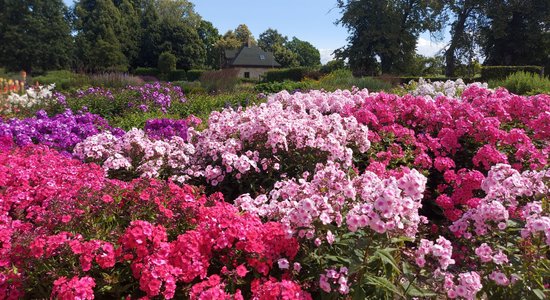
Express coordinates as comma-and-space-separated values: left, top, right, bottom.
167, 70, 187, 81
254, 80, 311, 94
133, 67, 160, 78
187, 70, 205, 82
489, 71, 550, 95
481, 66, 543, 81
263, 67, 310, 82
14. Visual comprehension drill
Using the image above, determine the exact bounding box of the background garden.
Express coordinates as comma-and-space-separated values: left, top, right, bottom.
0, 0, 549, 299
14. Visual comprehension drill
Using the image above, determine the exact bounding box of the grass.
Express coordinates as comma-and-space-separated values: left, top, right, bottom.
489, 71, 550, 95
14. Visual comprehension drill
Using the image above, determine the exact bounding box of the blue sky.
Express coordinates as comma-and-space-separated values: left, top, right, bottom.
63, 0, 449, 63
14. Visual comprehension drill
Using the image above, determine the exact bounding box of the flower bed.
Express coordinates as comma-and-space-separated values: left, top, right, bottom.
0, 83, 548, 299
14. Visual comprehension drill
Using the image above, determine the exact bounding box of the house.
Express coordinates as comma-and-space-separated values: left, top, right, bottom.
223, 42, 281, 80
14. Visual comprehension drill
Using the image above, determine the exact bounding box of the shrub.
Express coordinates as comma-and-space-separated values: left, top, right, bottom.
158, 52, 177, 75
254, 80, 311, 94
33, 70, 90, 90
263, 67, 310, 82
481, 66, 543, 81
167, 69, 187, 81
490, 71, 550, 95
199, 69, 239, 93
186, 70, 205, 82
133, 67, 160, 78
312, 69, 393, 92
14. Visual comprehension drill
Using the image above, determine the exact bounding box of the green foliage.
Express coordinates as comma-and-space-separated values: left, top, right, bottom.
264, 67, 311, 82
481, 66, 544, 81
136, 0, 162, 68
109, 111, 181, 131
272, 44, 299, 68
490, 71, 550, 95
320, 60, 346, 74
254, 81, 312, 94
158, 52, 177, 75
405, 54, 445, 76
286, 37, 321, 67
199, 69, 240, 93
258, 28, 288, 53
159, 21, 205, 70
169, 91, 263, 122
171, 81, 206, 95
34, 71, 90, 91
312, 69, 393, 92
74, 0, 128, 72
198, 20, 221, 69
234, 24, 255, 45
133, 67, 160, 78
481, 0, 550, 69
186, 70, 205, 82
0, 0, 73, 73
167, 70, 188, 82
336, 0, 444, 75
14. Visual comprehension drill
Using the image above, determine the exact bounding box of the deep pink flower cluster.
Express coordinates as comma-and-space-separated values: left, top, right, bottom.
0, 144, 304, 299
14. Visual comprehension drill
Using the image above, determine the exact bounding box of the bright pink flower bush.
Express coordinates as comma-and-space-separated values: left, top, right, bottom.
0, 143, 303, 298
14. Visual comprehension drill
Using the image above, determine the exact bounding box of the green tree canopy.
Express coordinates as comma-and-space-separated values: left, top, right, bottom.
159, 21, 205, 70
198, 20, 221, 69
287, 37, 321, 67
337, 0, 444, 75
481, 0, 549, 69
258, 28, 288, 53
74, 0, 128, 72
0, 0, 73, 73
235, 24, 256, 46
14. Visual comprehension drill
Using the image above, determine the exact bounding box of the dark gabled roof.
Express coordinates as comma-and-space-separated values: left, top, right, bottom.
226, 45, 281, 67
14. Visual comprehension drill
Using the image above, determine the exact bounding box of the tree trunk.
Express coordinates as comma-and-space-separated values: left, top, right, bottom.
445, 9, 469, 77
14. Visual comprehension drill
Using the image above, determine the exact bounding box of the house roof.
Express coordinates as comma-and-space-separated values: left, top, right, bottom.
225, 45, 281, 68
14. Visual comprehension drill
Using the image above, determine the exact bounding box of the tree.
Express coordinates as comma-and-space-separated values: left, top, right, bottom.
114, 0, 141, 68
155, 0, 200, 27
336, 0, 444, 75
442, 0, 486, 76
0, 0, 73, 73
136, 0, 161, 68
234, 24, 255, 45
215, 30, 242, 50
198, 20, 221, 69
272, 44, 299, 68
287, 37, 321, 67
74, 0, 128, 71
258, 28, 288, 52
480, 0, 549, 68
158, 51, 176, 74
159, 21, 205, 70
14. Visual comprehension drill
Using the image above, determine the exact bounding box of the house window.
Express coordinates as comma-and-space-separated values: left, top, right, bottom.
244, 72, 250, 78
259, 55, 265, 60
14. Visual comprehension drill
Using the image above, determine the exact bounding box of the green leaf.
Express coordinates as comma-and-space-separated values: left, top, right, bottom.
402, 282, 437, 297
352, 286, 367, 300
532, 289, 546, 299
374, 248, 400, 273
365, 275, 404, 297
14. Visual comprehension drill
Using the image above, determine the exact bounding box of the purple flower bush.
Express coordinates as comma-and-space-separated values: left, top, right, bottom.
144, 118, 188, 141
127, 82, 185, 113
0, 109, 124, 153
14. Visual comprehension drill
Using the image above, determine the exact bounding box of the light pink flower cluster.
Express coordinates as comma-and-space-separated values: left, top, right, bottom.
444, 271, 483, 299
236, 162, 427, 240
319, 267, 349, 295
189, 101, 370, 185
74, 128, 195, 181
414, 236, 455, 270
451, 164, 549, 237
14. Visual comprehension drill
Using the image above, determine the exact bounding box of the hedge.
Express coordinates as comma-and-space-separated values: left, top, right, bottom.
263, 67, 311, 82
481, 66, 543, 81
133, 67, 160, 78
186, 70, 205, 82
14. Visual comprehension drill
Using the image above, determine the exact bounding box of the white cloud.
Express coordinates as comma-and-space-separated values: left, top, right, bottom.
319, 49, 335, 64
416, 37, 447, 57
